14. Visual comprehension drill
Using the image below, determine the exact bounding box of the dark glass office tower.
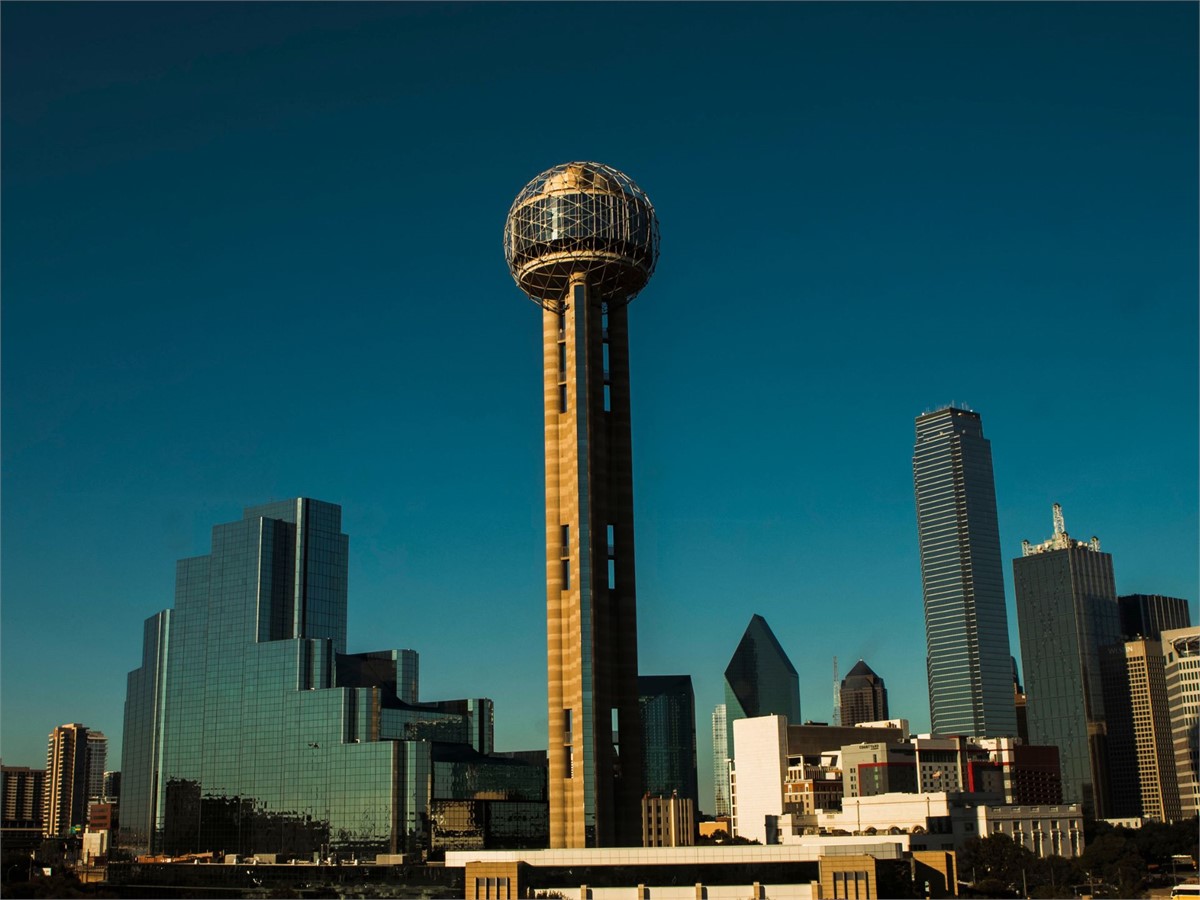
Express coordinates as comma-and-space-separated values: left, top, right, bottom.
723, 615, 801, 760
1118, 594, 1192, 641
839, 660, 889, 727
637, 676, 698, 812
913, 407, 1018, 738
120, 499, 544, 857
1013, 504, 1122, 817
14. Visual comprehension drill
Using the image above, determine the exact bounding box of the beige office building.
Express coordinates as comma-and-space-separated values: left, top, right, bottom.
1125, 639, 1180, 821
44, 723, 91, 837
1163, 626, 1200, 818
505, 162, 660, 847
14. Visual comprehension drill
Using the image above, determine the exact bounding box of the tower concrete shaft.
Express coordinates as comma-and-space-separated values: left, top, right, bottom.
544, 276, 643, 848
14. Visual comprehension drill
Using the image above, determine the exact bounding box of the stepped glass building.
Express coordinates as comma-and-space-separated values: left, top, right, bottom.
913, 407, 1018, 738
120, 499, 546, 858
504, 162, 659, 848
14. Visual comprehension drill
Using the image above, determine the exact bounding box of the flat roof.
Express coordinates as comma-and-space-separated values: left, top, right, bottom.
445, 840, 905, 869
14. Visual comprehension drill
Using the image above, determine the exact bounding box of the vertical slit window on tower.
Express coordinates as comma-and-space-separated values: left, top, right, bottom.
608, 558, 616, 590
558, 341, 567, 379
559, 384, 567, 413
606, 524, 614, 557
560, 524, 570, 590
563, 709, 573, 779
603, 384, 611, 412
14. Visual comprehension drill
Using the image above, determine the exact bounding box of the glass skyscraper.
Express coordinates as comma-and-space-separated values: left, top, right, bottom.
723, 614, 801, 761
120, 499, 545, 858
637, 676, 698, 812
711, 705, 729, 817
913, 407, 1018, 738
1013, 505, 1122, 817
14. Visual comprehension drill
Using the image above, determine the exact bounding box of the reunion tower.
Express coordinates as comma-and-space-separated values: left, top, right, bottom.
504, 162, 660, 848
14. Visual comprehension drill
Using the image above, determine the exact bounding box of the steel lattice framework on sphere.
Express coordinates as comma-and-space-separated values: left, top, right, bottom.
504, 161, 660, 309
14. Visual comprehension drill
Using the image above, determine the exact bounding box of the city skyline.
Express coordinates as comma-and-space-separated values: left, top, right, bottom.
2, 3, 1197, 816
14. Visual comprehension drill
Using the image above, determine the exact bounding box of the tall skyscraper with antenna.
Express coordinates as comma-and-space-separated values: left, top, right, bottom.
504, 162, 659, 848
913, 406, 1018, 738
1014, 504, 1121, 817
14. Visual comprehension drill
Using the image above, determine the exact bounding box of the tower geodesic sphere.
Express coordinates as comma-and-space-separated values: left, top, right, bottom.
504, 162, 660, 310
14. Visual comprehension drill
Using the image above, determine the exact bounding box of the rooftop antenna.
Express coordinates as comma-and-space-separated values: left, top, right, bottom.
832, 656, 841, 727
1052, 503, 1065, 537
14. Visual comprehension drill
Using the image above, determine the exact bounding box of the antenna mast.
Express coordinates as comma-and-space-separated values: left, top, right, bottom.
832, 656, 840, 726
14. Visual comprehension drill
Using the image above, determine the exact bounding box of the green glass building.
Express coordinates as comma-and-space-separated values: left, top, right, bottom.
120, 499, 545, 858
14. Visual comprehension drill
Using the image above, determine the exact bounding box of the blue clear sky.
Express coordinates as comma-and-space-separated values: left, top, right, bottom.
3, 2, 1196, 813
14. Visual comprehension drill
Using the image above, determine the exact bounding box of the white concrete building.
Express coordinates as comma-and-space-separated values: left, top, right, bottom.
977, 803, 1085, 858
730, 715, 788, 844
811, 792, 1084, 859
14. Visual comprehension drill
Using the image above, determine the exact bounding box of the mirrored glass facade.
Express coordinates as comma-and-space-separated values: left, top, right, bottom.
913, 407, 1018, 738
120, 499, 547, 858
712, 705, 730, 817
637, 676, 698, 811
723, 615, 802, 761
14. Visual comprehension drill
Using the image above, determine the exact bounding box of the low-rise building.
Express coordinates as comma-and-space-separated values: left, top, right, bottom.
974, 738, 1063, 805
731, 716, 907, 842
976, 803, 1085, 858
447, 842, 957, 900
810, 792, 1084, 859
642, 794, 694, 847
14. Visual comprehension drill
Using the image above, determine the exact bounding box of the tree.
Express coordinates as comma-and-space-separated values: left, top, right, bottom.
960, 833, 1037, 890
1127, 817, 1200, 869
1029, 854, 1082, 899
1079, 832, 1147, 898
